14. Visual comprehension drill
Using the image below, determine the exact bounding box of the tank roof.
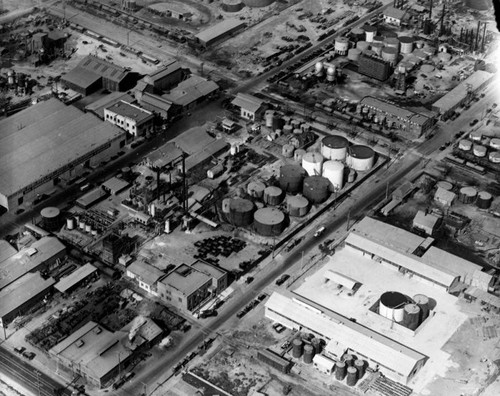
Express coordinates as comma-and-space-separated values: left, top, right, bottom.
349, 145, 374, 159
304, 175, 330, 187
380, 291, 409, 308
254, 207, 285, 225
398, 36, 414, 43
323, 160, 344, 170
302, 152, 323, 163
41, 207, 60, 218
230, 198, 254, 212
382, 47, 398, 54
287, 195, 309, 207
265, 186, 282, 195
322, 135, 349, 148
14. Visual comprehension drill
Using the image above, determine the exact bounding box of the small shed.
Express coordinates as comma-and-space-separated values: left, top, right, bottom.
102, 177, 130, 195
434, 187, 456, 206
413, 210, 441, 235
313, 354, 336, 375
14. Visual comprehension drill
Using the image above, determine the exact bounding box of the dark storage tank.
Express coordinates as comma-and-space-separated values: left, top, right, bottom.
286, 195, 310, 217
279, 164, 307, 193
303, 176, 330, 204
253, 207, 286, 236
303, 344, 314, 364
335, 361, 347, 380
292, 338, 303, 358
229, 198, 255, 227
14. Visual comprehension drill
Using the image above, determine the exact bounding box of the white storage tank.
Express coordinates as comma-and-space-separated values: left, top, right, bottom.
265, 110, 275, 128
370, 42, 384, 56
335, 37, 349, 55
469, 130, 482, 141
347, 145, 375, 171
322, 161, 344, 190
321, 135, 349, 160
489, 138, 500, 149
263, 186, 284, 206
384, 37, 400, 51
326, 66, 336, 82
379, 292, 409, 323
66, 217, 75, 230
381, 47, 398, 65
294, 148, 306, 163
347, 48, 361, 62
363, 25, 377, 42
473, 144, 487, 157
282, 144, 294, 158
398, 36, 414, 54
302, 152, 324, 176
489, 151, 500, 163
459, 139, 473, 151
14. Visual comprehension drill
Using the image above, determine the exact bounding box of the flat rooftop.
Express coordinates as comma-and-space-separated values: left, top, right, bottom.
0, 99, 124, 197
161, 264, 211, 296
191, 260, 226, 280
106, 101, 153, 123
162, 75, 218, 107
195, 19, 245, 44
85, 92, 135, 119
55, 263, 98, 293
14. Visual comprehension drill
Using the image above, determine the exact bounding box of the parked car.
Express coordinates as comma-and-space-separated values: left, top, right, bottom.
314, 226, 325, 237
236, 310, 246, 319
22, 351, 35, 360
199, 309, 217, 319
273, 323, 285, 333
14, 346, 26, 354
470, 119, 479, 126
275, 274, 290, 286
245, 276, 254, 284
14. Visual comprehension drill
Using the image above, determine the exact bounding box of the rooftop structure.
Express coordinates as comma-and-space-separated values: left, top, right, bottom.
413, 210, 441, 235
138, 92, 175, 119
55, 263, 98, 294
231, 93, 265, 121
101, 177, 130, 195
434, 187, 456, 206
144, 61, 184, 91
105, 101, 153, 124
85, 92, 135, 119
383, 6, 407, 25
174, 127, 215, 155
160, 264, 211, 297
191, 260, 228, 294
126, 260, 164, 295
162, 75, 219, 108
195, 19, 246, 47
184, 138, 228, 172
145, 142, 184, 169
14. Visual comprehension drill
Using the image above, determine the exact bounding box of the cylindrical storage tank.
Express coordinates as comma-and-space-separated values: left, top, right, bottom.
293, 128, 302, 135
351, 27, 365, 40
253, 207, 285, 236
79, 221, 85, 230
291, 119, 301, 129
459, 139, 473, 151
403, 303, 421, 330
384, 37, 400, 51
311, 338, 322, 354
302, 152, 323, 176
437, 52, 452, 62
398, 36, 414, 54
373, 35, 384, 44
286, 195, 309, 217
303, 344, 314, 364
413, 294, 430, 322
222, 0, 245, 12
346, 366, 358, 386
314, 62, 323, 76
283, 124, 293, 134
280, 165, 307, 193
321, 135, 349, 160
222, 198, 231, 214
344, 354, 354, 367
473, 144, 487, 157
292, 338, 304, 358
469, 130, 482, 141
379, 291, 409, 323
263, 186, 284, 206
347, 169, 356, 183
326, 66, 336, 82
420, 64, 434, 73
303, 176, 330, 204
265, 110, 275, 128
335, 37, 349, 55
476, 191, 493, 209
381, 47, 398, 65
489, 152, 500, 163
247, 181, 266, 198
165, 219, 171, 234
437, 181, 453, 191
363, 25, 377, 42
347, 48, 361, 62
40, 207, 61, 232
272, 114, 284, 131
465, 0, 492, 10
335, 361, 347, 380
282, 144, 294, 158
121, 167, 131, 177
322, 161, 344, 190
356, 40, 370, 51
489, 138, 500, 150
243, 0, 275, 7
347, 145, 375, 171
92, 229, 98, 236
355, 359, 365, 379
294, 148, 306, 163
85, 224, 92, 233
459, 187, 478, 204
229, 198, 255, 227
370, 42, 384, 56
66, 217, 75, 230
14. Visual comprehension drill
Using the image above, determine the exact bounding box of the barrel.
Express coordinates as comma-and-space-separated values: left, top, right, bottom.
292, 338, 303, 358
335, 361, 347, 380
355, 359, 365, 378
346, 366, 358, 386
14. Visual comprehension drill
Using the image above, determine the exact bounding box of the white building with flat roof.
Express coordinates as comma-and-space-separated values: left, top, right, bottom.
104, 100, 154, 138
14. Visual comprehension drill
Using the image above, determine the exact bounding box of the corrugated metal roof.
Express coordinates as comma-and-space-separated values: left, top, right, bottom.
174, 127, 215, 155
127, 260, 164, 286
360, 96, 430, 126
141, 92, 173, 112
185, 139, 228, 171
195, 19, 245, 44
265, 292, 426, 378
85, 92, 135, 118
383, 6, 406, 20
105, 101, 153, 123
62, 66, 101, 89
231, 93, 264, 114
162, 76, 218, 107
145, 61, 182, 83
55, 263, 98, 293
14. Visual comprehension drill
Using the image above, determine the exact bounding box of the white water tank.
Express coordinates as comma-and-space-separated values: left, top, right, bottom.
302, 152, 324, 176
489, 152, 500, 163
469, 130, 482, 141
322, 161, 344, 190
321, 135, 349, 161
459, 140, 473, 151
379, 292, 408, 323
473, 144, 487, 157
489, 138, 500, 149
335, 37, 349, 55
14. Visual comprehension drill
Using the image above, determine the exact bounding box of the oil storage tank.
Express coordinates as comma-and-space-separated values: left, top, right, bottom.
229, 198, 255, 226
356, 41, 370, 51
473, 144, 487, 157
384, 37, 400, 51
351, 27, 365, 40
282, 144, 294, 158
437, 181, 453, 191
335, 37, 349, 55
303, 344, 314, 364
363, 25, 377, 42
476, 191, 493, 209
263, 186, 284, 206
489, 152, 500, 163
247, 181, 266, 198
347, 48, 361, 62
322, 160, 344, 190
321, 135, 349, 160
470, 130, 482, 141
370, 42, 384, 56
459, 140, 473, 151
459, 187, 477, 204
279, 164, 307, 193
335, 361, 347, 380
346, 366, 358, 386
403, 303, 421, 330
303, 176, 330, 204
381, 47, 398, 65
286, 195, 309, 217
379, 291, 409, 323
413, 294, 430, 321
398, 36, 414, 54
355, 359, 365, 379
222, 0, 245, 12
243, 0, 275, 7
253, 207, 285, 236
302, 152, 324, 176
489, 138, 500, 150
41, 207, 61, 231
347, 145, 375, 171
465, 0, 491, 10
292, 338, 304, 358
294, 148, 306, 163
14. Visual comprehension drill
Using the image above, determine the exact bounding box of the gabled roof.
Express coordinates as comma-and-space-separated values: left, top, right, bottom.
162, 75, 218, 107
85, 92, 135, 119
140, 92, 173, 112
77, 55, 129, 83
127, 260, 164, 286
360, 96, 430, 126
384, 6, 407, 20
434, 187, 456, 204
146, 61, 182, 83
231, 93, 264, 114
105, 101, 153, 123
55, 263, 98, 293
195, 19, 245, 44
146, 142, 184, 169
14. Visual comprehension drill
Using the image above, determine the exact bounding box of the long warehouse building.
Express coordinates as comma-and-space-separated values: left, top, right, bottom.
0, 99, 126, 212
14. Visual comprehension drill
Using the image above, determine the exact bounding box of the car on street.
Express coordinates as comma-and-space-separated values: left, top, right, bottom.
22, 351, 35, 360
439, 145, 446, 151
470, 119, 479, 126
14, 346, 26, 354
236, 310, 246, 319
314, 226, 325, 237
275, 274, 290, 286
245, 276, 254, 284
199, 309, 217, 319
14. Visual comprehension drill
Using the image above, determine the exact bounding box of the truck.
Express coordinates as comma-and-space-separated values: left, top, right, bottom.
314, 226, 325, 237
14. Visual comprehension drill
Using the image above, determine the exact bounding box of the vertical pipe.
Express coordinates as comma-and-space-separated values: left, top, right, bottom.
475, 21, 481, 51
481, 22, 487, 52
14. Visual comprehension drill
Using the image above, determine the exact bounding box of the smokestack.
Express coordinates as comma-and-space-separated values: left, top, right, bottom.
482, 22, 487, 52
460, 27, 463, 42
475, 21, 481, 51
440, 4, 445, 36
429, 0, 433, 19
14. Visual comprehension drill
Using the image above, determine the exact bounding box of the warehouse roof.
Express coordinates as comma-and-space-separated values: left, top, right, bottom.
360, 96, 430, 126
195, 19, 245, 44
140, 92, 173, 113
434, 187, 456, 205
191, 260, 226, 281
76, 188, 108, 209
0, 99, 124, 197
101, 177, 130, 195
77, 55, 129, 83
413, 210, 440, 232
62, 67, 101, 90
433, 70, 494, 113
145, 61, 182, 83
105, 101, 153, 123
146, 142, 184, 169
85, 92, 135, 118
0, 272, 55, 319
231, 93, 264, 114
160, 264, 211, 296
0, 237, 65, 290
127, 260, 164, 286
383, 6, 407, 20
162, 75, 218, 107
185, 138, 228, 172
266, 292, 427, 379
174, 127, 215, 155
55, 263, 98, 293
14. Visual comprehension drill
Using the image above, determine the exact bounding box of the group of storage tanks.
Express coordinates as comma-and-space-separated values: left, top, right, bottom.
378, 291, 431, 331
222, 134, 375, 237
292, 337, 367, 386
437, 180, 494, 209
458, 135, 500, 164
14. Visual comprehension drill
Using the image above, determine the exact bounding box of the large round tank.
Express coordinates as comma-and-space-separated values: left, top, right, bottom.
489, 138, 500, 150
356, 40, 370, 51
303, 176, 330, 204
321, 135, 349, 160
229, 198, 255, 226
286, 195, 309, 217
294, 148, 306, 163
473, 144, 487, 157
465, 0, 491, 10
437, 181, 453, 191
470, 130, 482, 141
41, 207, 61, 231
280, 164, 307, 193
373, 35, 384, 43
384, 37, 400, 51
489, 152, 500, 163
322, 161, 344, 190
326, 66, 336, 82
247, 181, 266, 198
459, 187, 478, 204
302, 152, 324, 176
379, 291, 409, 323
282, 144, 295, 158
351, 27, 365, 40
283, 124, 293, 134
403, 303, 421, 330
399, 36, 414, 54
222, 0, 245, 12
66, 217, 75, 230
335, 361, 347, 380
243, 0, 275, 7
355, 359, 365, 379
303, 344, 314, 364
346, 366, 358, 386
292, 338, 303, 358
370, 42, 384, 56
263, 186, 284, 206
335, 37, 349, 55
459, 140, 473, 151
476, 191, 493, 209
363, 25, 377, 42
253, 207, 285, 236
413, 294, 430, 321
222, 198, 232, 214
347, 145, 375, 171
347, 48, 361, 62
381, 47, 398, 65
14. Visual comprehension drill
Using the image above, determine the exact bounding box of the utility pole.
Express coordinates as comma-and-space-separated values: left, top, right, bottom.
346, 210, 350, 231
385, 181, 389, 200
141, 381, 147, 396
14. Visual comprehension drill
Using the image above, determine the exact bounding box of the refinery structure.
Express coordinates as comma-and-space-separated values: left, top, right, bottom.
0, 0, 499, 396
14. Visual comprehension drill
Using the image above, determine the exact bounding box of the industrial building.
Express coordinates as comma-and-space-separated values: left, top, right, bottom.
357, 54, 391, 81
383, 6, 407, 26
0, 272, 56, 327
191, 260, 228, 295
0, 99, 125, 212
85, 92, 135, 119
62, 55, 135, 95
137, 92, 177, 120
432, 70, 494, 118
162, 75, 219, 110
104, 101, 154, 138
231, 93, 265, 121
412, 210, 441, 235
126, 260, 165, 296
195, 19, 246, 47
143, 61, 184, 91
359, 96, 435, 137
54, 263, 99, 294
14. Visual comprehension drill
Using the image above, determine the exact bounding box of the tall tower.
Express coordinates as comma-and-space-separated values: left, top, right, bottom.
395, 66, 407, 92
